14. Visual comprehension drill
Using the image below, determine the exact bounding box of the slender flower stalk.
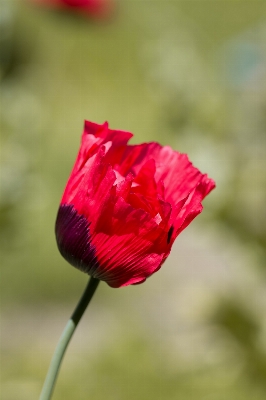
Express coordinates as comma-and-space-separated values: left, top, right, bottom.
39, 276, 100, 400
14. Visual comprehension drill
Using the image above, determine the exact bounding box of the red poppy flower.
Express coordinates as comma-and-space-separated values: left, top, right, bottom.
31, 0, 113, 19
55, 121, 215, 288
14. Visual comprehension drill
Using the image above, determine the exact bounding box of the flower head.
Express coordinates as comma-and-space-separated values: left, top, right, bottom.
55, 121, 215, 288
31, 0, 113, 19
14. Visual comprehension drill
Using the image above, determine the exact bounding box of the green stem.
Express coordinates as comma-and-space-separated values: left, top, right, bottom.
39, 276, 100, 400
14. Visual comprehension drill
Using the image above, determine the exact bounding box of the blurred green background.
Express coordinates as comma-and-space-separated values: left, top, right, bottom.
1, 1, 266, 399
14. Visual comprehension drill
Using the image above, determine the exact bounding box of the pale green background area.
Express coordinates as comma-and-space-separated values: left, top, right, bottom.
1, 1, 266, 399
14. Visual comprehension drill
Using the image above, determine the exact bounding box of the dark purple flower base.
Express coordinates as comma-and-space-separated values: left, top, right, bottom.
55, 204, 99, 275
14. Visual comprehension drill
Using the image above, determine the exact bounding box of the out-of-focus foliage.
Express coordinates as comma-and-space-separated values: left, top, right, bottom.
1, 1, 266, 399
